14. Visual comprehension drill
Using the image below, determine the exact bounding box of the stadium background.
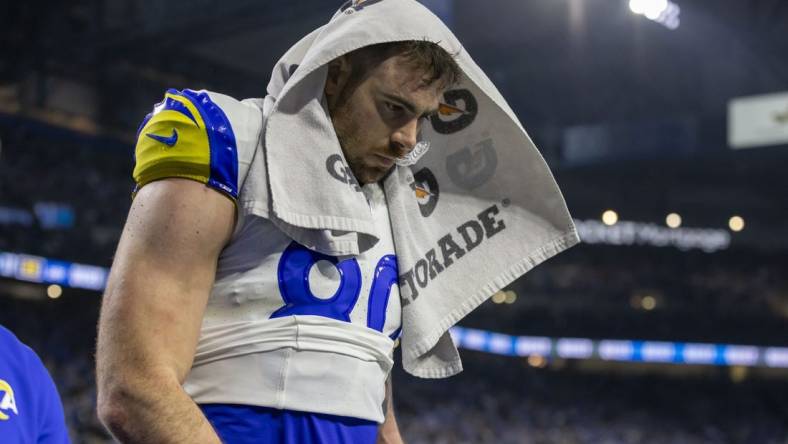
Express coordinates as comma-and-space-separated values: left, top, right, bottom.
1, 0, 787, 442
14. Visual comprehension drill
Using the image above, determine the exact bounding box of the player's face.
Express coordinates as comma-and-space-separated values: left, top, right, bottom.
325, 54, 445, 185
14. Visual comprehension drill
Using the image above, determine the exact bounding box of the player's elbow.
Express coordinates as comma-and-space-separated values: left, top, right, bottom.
96, 381, 137, 440
97, 357, 184, 440
96, 364, 162, 439
95, 334, 146, 437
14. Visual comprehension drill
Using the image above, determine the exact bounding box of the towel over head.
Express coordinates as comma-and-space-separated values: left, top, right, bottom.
240, 0, 581, 378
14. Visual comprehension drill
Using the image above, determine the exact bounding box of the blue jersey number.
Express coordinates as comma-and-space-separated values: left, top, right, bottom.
271, 241, 398, 333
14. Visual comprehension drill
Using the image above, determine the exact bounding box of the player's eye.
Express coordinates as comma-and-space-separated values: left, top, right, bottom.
385, 101, 405, 114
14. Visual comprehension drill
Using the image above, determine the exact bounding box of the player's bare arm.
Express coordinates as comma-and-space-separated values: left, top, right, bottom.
96, 178, 234, 443
377, 375, 404, 444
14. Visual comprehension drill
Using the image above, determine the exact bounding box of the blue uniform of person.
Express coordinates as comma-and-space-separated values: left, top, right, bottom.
201, 405, 379, 443
0, 325, 70, 443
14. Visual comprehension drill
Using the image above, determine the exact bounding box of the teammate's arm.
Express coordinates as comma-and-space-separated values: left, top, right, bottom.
377, 375, 405, 444
96, 178, 234, 443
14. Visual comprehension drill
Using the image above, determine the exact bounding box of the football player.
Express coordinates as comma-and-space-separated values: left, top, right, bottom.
96, 7, 459, 444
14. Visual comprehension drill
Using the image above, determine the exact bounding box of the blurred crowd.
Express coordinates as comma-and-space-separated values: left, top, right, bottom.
3, 295, 787, 444
465, 243, 788, 345
517, 245, 788, 317
0, 120, 133, 265
395, 352, 788, 444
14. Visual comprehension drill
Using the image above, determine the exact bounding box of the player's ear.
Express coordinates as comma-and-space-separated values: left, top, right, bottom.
325, 55, 352, 100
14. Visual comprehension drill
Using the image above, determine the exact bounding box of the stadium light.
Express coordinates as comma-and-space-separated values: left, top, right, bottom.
46, 284, 62, 299
729, 366, 748, 383
629, 0, 680, 30
666, 213, 682, 228
602, 210, 619, 226
628, 0, 647, 14
641, 295, 657, 310
728, 215, 745, 232
527, 354, 547, 368
644, 0, 668, 19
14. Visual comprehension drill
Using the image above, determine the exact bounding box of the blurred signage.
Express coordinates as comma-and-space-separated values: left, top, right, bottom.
0, 251, 107, 291
33, 203, 75, 229
556, 338, 594, 359
0, 203, 74, 229
0, 207, 34, 226
728, 91, 788, 149
574, 219, 731, 252
562, 118, 697, 166
451, 326, 788, 369
514, 336, 552, 356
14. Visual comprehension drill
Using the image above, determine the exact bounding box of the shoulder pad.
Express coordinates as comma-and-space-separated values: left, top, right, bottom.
133, 89, 261, 201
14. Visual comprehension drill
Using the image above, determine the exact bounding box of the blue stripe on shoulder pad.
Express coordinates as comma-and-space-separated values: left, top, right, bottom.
174, 89, 240, 200
135, 92, 199, 138
163, 97, 200, 128
136, 112, 154, 140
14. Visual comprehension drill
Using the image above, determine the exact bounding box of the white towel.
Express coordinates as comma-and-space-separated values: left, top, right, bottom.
241, 0, 580, 378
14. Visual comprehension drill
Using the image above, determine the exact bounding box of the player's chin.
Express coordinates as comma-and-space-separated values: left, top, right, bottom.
355, 162, 390, 185
364, 166, 394, 184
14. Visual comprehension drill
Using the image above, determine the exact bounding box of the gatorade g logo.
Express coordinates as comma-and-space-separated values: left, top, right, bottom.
326, 154, 362, 192
411, 167, 439, 218
0, 379, 18, 420
429, 89, 478, 134
446, 137, 497, 190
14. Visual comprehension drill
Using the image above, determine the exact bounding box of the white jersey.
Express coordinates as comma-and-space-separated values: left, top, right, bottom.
133, 88, 401, 423
182, 182, 401, 423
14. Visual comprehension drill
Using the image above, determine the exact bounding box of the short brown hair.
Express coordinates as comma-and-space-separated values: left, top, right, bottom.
344, 40, 461, 92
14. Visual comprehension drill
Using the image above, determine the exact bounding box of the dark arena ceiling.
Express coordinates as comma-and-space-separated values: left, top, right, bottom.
1, 0, 787, 248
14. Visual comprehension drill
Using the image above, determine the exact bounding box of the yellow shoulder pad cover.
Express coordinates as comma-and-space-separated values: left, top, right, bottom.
133, 92, 211, 191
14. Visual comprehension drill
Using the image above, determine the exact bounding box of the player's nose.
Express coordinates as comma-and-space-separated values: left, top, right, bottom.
390, 119, 419, 158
